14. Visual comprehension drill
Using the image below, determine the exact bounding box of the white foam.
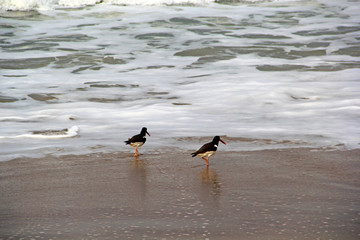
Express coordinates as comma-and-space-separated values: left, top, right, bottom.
58, 0, 102, 8
0, 0, 359, 161
0, 126, 79, 139
0, 0, 216, 11
105, 0, 215, 6
1, 0, 356, 11
0, 0, 52, 11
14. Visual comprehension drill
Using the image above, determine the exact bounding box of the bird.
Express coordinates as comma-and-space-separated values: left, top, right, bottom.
191, 136, 226, 166
125, 127, 150, 157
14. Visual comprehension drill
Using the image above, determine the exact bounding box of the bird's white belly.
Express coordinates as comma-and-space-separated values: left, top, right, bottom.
130, 142, 144, 148
198, 151, 215, 158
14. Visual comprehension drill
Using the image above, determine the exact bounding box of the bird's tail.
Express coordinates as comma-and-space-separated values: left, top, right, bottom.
191, 152, 197, 157
124, 139, 130, 145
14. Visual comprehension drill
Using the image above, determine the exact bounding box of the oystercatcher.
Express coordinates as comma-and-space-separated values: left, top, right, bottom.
191, 136, 226, 166
125, 127, 150, 156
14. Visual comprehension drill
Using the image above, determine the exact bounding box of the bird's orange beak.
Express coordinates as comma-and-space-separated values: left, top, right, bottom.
146, 131, 151, 136
220, 139, 226, 145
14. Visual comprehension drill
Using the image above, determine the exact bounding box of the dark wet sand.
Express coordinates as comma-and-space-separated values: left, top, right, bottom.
0, 148, 359, 240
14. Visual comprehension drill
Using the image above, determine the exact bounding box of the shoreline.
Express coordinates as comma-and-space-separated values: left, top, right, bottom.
0, 148, 359, 239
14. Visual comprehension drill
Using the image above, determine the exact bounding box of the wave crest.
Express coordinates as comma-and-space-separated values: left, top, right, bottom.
0, 0, 217, 11
0, 126, 79, 139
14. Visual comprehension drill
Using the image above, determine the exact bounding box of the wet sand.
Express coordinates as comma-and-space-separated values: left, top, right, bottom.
0, 148, 359, 239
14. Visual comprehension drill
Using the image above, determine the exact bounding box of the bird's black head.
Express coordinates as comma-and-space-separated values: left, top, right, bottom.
140, 127, 151, 136
212, 136, 226, 145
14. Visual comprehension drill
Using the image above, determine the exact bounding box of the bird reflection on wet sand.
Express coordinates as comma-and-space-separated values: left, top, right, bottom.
128, 156, 147, 210
199, 167, 221, 206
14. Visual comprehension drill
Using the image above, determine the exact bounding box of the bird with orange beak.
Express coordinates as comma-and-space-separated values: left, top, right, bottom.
125, 127, 150, 157
191, 136, 226, 166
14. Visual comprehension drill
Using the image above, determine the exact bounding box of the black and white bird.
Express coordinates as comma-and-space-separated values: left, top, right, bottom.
125, 127, 150, 156
191, 136, 226, 166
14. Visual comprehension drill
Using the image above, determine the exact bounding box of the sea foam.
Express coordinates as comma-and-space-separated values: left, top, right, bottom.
0, 0, 359, 161
0, 0, 216, 11
0, 0, 306, 11
0, 126, 79, 139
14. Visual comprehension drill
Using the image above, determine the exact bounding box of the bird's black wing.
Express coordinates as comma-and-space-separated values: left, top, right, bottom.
125, 133, 146, 144
191, 142, 216, 157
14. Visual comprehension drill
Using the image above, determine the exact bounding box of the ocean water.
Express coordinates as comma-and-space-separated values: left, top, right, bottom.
0, 0, 359, 161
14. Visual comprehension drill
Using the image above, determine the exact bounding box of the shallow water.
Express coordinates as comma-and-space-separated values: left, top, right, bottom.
0, 0, 360, 161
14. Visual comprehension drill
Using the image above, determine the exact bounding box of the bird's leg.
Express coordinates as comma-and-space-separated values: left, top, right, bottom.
202, 157, 209, 166
134, 147, 139, 157
205, 158, 209, 166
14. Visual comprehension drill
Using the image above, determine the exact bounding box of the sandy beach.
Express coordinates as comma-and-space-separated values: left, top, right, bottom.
0, 148, 359, 239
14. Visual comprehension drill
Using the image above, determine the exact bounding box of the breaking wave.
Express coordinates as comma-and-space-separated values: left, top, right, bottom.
0, 126, 79, 139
